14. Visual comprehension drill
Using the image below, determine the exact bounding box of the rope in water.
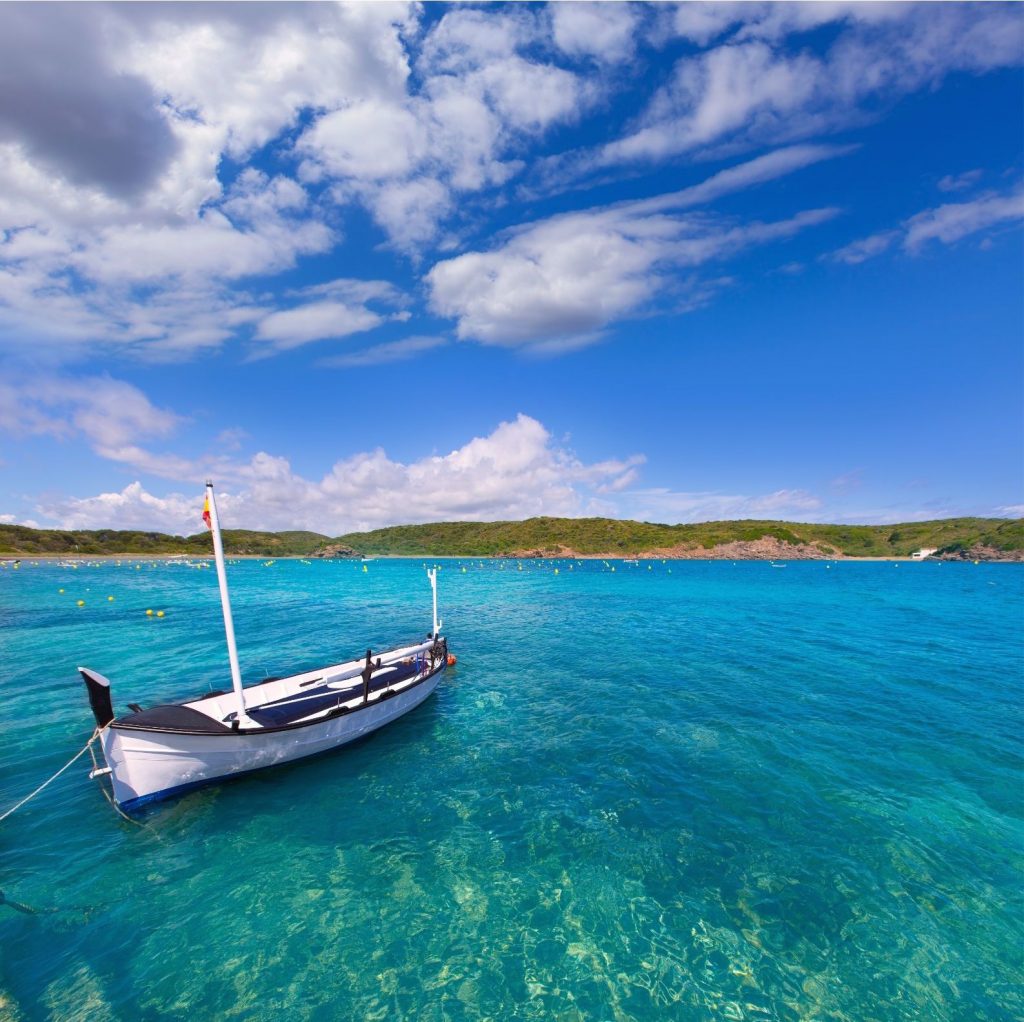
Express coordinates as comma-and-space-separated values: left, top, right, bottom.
86, 739, 144, 826
0, 729, 100, 823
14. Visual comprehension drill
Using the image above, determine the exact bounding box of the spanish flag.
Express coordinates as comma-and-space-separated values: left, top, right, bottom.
202, 495, 211, 530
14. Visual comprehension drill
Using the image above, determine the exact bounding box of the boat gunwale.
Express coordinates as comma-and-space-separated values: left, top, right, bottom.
108, 658, 447, 738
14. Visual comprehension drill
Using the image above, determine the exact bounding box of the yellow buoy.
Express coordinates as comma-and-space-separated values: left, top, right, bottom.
554, 568, 559, 575
157, 610, 165, 618
107, 595, 114, 602
76, 599, 85, 607
59, 588, 64, 594
146, 609, 153, 616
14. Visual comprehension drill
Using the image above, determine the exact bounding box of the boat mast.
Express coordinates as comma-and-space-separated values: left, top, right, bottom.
206, 481, 248, 725
427, 568, 442, 638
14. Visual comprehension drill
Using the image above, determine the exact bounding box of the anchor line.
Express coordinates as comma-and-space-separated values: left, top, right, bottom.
0, 729, 100, 823
86, 741, 144, 826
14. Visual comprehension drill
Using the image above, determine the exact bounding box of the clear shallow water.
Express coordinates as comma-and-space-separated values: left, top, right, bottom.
1, 557, 1021, 1021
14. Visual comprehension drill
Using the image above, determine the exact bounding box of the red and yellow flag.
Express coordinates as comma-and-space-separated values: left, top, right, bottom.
202, 496, 211, 530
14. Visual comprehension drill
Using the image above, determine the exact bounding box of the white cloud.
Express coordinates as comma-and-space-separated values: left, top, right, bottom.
551, 2, 639, 64
36, 414, 647, 535
114, 3, 417, 212
938, 169, 983, 193
603, 5, 1024, 167
251, 277, 409, 354
427, 154, 839, 349
320, 335, 448, 369
0, 372, 242, 482
827, 184, 1024, 264
0, 6, 415, 359
41, 481, 202, 535
300, 101, 428, 181
294, 7, 595, 251
828, 230, 898, 265
0, 167, 335, 360
996, 504, 1024, 517
904, 188, 1024, 252
658, 2, 747, 47
0, 374, 179, 452
604, 41, 823, 164
254, 302, 383, 352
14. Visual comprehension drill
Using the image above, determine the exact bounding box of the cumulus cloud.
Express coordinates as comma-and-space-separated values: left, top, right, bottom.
0, 164, 335, 360
36, 414, 647, 535
0, 5, 412, 360
40, 481, 202, 535
551, 2, 638, 64
292, 5, 599, 251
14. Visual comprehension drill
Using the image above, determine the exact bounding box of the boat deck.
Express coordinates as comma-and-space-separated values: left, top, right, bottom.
109, 640, 441, 734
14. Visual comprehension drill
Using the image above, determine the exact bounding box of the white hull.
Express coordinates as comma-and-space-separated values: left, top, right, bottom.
88, 640, 448, 812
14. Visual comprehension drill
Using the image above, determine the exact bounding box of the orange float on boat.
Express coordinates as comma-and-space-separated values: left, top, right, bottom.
447, 654, 457, 666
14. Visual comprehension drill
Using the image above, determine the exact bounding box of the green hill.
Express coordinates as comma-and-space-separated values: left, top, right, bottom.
0, 525, 328, 557
1, 517, 1020, 560
335, 516, 1024, 558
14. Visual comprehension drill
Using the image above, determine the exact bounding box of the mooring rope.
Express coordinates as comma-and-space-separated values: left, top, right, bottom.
85, 739, 146, 826
0, 730, 99, 824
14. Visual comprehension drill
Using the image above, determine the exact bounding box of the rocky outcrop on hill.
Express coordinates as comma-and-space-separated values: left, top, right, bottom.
506, 544, 581, 558
938, 543, 1024, 562
504, 537, 840, 560
638, 537, 838, 560
312, 543, 362, 559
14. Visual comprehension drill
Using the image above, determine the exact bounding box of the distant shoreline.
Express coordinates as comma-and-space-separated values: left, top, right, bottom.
2, 515, 1020, 562
5, 552, 1021, 564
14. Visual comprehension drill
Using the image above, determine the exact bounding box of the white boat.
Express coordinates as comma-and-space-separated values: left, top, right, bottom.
79, 482, 451, 813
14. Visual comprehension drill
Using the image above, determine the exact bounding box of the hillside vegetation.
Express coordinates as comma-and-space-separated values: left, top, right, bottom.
0, 525, 328, 557
3, 517, 1019, 559
335, 516, 1024, 558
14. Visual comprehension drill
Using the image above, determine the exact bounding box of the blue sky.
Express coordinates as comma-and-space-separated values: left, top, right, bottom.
0, 1, 1021, 535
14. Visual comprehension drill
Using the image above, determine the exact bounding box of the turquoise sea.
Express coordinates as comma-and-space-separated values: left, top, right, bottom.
0, 557, 1021, 1021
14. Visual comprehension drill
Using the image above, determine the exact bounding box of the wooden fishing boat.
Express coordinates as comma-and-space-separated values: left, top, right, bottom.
79, 482, 451, 812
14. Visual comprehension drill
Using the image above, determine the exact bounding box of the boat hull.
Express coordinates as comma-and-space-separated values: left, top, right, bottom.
100, 665, 445, 812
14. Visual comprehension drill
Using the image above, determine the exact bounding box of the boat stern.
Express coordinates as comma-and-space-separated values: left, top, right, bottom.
78, 667, 115, 729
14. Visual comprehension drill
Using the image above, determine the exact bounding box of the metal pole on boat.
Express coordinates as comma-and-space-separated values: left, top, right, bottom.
206, 481, 249, 726
428, 568, 442, 638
